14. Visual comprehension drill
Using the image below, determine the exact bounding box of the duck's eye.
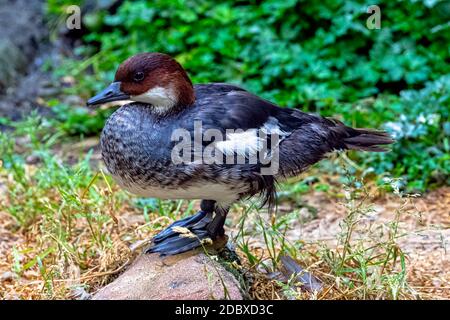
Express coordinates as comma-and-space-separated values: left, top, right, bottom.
133, 71, 145, 82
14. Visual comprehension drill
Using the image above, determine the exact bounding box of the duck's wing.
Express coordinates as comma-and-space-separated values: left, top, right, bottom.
180, 84, 392, 208
191, 84, 393, 175
193, 83, 302, 132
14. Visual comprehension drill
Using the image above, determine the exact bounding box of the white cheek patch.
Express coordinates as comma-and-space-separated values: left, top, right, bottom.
131, 86, 177, 110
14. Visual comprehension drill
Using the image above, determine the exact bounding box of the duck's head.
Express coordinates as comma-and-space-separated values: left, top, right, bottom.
87, 52, 195, 112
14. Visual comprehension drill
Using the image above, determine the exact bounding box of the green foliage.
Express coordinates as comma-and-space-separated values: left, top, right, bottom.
66, 0, 449, 103
369, 76, 450, 190
47, 99, 115, 136
46, 0, 81, 15
48, 0, 449, 191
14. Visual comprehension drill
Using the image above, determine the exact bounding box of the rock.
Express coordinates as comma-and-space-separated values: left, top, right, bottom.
279, 255, 322, 293
93, 251, 243, 300
68, 286, 92, 300
0, 0, 45, 92
0, 0, 56, 122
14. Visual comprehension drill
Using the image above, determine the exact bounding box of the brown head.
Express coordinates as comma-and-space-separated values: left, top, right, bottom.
87, 53, 195, 112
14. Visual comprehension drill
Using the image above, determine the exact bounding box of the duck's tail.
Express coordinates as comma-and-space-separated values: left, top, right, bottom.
340, 127, 394, 152
275, 115, 394, 179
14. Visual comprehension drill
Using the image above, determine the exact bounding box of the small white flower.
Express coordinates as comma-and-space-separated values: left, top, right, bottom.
384, 122, 403, 139
417, 114, 426, 123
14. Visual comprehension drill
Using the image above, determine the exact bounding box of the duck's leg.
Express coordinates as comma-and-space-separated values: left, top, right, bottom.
146, 200, 229, 256
206, 205, 227, 237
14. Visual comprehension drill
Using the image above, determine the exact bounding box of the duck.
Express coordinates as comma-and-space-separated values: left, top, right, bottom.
87, 52, 393, 255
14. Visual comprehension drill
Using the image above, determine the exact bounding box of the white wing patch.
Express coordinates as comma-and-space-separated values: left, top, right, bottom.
215, 129, 262, 156
215, 117, 289, 157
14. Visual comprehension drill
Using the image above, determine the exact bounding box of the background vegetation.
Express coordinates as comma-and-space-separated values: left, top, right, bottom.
46, 0, 449, 191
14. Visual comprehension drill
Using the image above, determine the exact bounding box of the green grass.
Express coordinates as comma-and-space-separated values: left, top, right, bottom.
0, 116, 131, 298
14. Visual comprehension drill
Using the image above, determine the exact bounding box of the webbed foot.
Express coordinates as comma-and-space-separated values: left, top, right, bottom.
146, 201, 228, 256
146, 210, 213, 255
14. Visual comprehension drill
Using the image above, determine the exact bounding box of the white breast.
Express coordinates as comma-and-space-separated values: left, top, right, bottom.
112, 175, 242, 205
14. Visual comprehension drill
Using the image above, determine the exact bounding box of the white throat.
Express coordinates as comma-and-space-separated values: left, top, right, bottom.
131, 86, 177, 112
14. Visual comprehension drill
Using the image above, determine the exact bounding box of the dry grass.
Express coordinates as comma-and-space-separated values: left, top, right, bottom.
237, 185, 449, 300
0, 118, 448, 300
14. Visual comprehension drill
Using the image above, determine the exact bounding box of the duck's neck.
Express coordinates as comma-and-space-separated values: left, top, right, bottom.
131, 86, 178, 111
